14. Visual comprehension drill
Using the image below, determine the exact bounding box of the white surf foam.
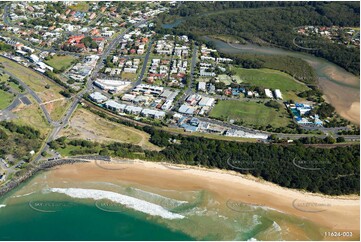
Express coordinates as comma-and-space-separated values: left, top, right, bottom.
0, 204, 6, 208
11, 191, 36, 198
49, 188, 184, 220
132, 188, 188, 205
272, 221, 282, 232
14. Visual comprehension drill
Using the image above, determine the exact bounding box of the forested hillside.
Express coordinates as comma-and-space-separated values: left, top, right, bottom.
158, 1, 360, 75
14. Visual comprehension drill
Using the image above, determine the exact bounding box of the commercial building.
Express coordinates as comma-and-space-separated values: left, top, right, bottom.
178, 104, 197, 115
125, 105, 143, 115
198, 97, 215, 107
198, 82, 206, 92
104, 100, 126, 112
89, 92, 108, 103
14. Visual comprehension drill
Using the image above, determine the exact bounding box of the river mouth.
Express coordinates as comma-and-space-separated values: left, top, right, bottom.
203, 36, 360, 124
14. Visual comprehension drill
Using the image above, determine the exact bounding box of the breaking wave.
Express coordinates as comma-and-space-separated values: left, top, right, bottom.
49, 188, 185, 220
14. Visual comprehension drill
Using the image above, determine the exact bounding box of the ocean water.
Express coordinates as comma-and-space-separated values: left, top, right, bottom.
0, 171, 330, 241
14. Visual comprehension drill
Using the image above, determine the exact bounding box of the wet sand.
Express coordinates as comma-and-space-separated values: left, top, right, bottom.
317, 66, 360, 124
46, 160, 360, 239
318, 78, 360, 124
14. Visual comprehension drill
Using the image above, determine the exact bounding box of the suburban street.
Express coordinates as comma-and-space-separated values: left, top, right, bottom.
0, 2, 359, 183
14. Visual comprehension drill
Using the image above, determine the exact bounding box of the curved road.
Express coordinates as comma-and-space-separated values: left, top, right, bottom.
0, 68, 53, 124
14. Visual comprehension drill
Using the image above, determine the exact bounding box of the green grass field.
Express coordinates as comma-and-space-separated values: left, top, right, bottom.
69, 2, 89, 11
121, 72, 138, 81
231, 67, 310, 100
12, 95, 51, 137
1, 72, 25, 93
0, 90, 14, 110
44, 55, 77, 72
209, 100, 291, 128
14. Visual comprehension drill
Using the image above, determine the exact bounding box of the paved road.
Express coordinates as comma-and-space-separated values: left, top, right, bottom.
46, 19, 152, 143
2, 94, 23, 112
0, 68, 53, 124
89, 19, 149, 85
174, 44, 198, 109
2, 4, 81, 56
189, 44, 198, 91
133, 38, 154, 87
2, 4, 11, 26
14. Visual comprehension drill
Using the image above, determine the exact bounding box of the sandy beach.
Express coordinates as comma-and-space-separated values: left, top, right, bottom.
46, 159, 360, 239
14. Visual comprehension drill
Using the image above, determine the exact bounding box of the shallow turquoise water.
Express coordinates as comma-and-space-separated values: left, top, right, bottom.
0, 169, 337, 241
0, 199, 194, 241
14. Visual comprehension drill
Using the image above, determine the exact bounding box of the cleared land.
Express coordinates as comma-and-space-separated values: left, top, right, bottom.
121, 72, 138, 81
0, 57, 71, 121
69, 2, 89, 11
44, 98, 72, 121
209, 100, 291, 128
208, 34, 245, 44
0, 90, 14, 110
11, 95, 51, 137
231, 67, 310, 101
58, 107, 161, 151
44, 55, 77, 72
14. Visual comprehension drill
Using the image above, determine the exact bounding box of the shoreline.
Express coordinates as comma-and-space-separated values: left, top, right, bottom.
158, 161, 360, 201
42, 159, 359, 236
0, 158, 91, 197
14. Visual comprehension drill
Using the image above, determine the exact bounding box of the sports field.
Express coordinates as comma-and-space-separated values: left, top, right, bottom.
231, 67, 310, 100
209, 100, 291, 128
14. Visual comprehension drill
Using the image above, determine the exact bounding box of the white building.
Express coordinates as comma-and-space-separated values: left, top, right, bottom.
125, 105, 143, 115
104, 100, 126, 112
90, 92, 108, 103
274, 89, 283, 100
198, 82, 206, 92
264, 89, 273, 98
198, 97, 215, 107
161, 100, 173, 110
122, 94, 136, 102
